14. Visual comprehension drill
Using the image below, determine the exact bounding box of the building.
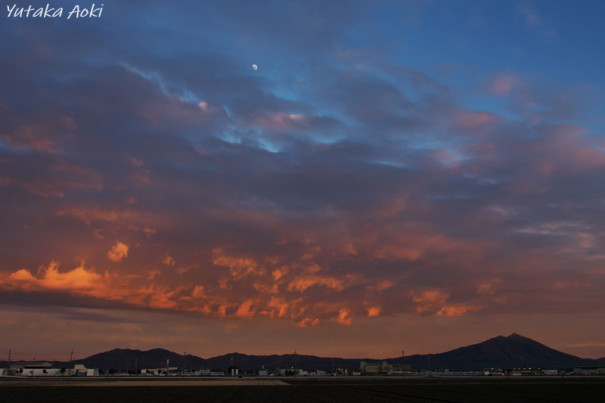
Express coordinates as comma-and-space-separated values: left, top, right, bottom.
504, 368, 542, 376
8, 362, 61, 376
360, 361, 391, 375
390, 364, 411, 373
573, 366, 605, 375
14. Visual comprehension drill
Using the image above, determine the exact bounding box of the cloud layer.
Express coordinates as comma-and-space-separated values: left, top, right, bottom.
1, 0, 605, 358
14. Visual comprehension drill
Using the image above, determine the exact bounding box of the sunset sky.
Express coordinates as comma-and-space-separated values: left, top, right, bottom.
2, 0, 605, 361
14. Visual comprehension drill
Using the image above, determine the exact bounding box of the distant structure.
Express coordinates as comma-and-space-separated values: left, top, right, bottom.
360, 361, 391, 374
2, 362, 98, 377
574, 366, 605, 375
360, 360, 411, 375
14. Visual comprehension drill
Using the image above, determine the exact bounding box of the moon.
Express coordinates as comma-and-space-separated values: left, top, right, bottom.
251, 64, 258, 71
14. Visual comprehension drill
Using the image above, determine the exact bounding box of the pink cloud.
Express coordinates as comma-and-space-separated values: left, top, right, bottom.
488, 74, 523, 95
1, 116, 76, 153
453, 110, 501, 130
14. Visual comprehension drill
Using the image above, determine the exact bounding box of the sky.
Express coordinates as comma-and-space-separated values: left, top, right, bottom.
2, 0, 605, 361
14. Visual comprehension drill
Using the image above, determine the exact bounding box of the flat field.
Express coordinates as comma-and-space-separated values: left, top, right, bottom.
1, 376, 604, 402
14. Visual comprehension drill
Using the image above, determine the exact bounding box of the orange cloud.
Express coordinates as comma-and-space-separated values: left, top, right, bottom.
272, 267, 288, 280
412, 290, 480, 317
297, 317, 319, 328
264, 297, 290, 318
142, 227, 157, 237
1, 262, 190, 312
287, 275, 345, 292
146, 285, 179, 309
373, 232, 497, 266
234, 299, 256, 319
437, 305, 479, 317
191, 285, 206, 299
412, 290, 449, 314
107, 242, 129, 262
253, 282, 279, 294
6, 261, 102, 292
367, 306, 381, 317
375, 245, 422, 261
368, 280, 393, 292
212, 249, 265, 279
57, 207, 125, 224
477, 283, 495, 295
331, 308, 352, 326
2, 116, 75, 153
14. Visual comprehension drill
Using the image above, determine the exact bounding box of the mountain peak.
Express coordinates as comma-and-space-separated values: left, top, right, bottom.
72, 334, 598, 372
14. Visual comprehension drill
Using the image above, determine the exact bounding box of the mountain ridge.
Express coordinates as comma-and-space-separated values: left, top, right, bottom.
4, 334, 604, 371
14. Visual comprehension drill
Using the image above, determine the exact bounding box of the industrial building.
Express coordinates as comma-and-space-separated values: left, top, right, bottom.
1, 362, 98, 377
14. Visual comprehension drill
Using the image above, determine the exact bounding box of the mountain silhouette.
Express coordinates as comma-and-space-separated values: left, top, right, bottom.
391, 333, 597, 370
73, 348, 206, 372
5, 334, 602, 371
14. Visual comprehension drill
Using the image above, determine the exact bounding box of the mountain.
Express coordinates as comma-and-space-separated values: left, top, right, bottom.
3, 334, 602, 371
73, 351, 362, 373
76, 348, 207, 372
390, 333, 597, 370
71, 334, 605, 371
